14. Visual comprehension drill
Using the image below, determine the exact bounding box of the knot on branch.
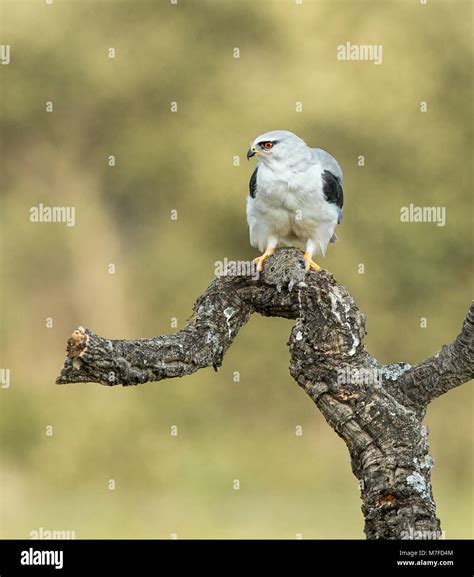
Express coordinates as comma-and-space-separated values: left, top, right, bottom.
66, 326, 89, 369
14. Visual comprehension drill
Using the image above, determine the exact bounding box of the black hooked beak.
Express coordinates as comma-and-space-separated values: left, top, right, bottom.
247, 147, 256, 160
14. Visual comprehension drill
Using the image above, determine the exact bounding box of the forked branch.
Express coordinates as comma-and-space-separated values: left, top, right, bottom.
56, 248, 473, 539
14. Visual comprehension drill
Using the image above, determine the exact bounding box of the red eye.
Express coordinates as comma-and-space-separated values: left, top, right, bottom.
263, 142, 273, 150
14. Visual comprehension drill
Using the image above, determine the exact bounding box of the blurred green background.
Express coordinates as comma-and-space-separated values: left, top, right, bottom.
0, 0, 472, 539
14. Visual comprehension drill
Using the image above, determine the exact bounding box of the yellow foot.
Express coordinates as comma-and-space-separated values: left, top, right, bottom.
304, 251, 321, 271
252, 248, 275, 272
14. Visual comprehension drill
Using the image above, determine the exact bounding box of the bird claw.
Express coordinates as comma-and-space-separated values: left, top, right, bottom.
303, 252, 321, 271
252, 248, 275, 272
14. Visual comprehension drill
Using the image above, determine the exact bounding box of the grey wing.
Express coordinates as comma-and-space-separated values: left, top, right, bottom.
322, 170, 344, 227
310, 147, 343, 184
246, 194, 260, 249
246, 166, 260, 248
310, 147, 344, 224
249, 166, 258, 198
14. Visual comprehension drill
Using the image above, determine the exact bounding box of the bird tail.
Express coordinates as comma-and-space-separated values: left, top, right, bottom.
330, 233, 338, 243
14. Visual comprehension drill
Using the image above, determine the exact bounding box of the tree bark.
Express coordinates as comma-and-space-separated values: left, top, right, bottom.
56, 248, 473, 539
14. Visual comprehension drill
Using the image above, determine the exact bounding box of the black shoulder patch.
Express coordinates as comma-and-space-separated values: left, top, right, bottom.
249, 166, 258, 198
322, 170, 344, 209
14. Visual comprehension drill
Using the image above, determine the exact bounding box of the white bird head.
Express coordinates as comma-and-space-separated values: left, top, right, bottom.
247, 130, 308, 165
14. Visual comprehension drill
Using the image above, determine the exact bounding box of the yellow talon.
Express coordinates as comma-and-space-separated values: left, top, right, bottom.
304, 251, 321, 271
252, 247, 275, 272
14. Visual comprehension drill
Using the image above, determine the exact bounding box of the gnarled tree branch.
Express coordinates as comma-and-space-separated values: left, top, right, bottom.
56, 248, 473, 539
391, 303, 474, 408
